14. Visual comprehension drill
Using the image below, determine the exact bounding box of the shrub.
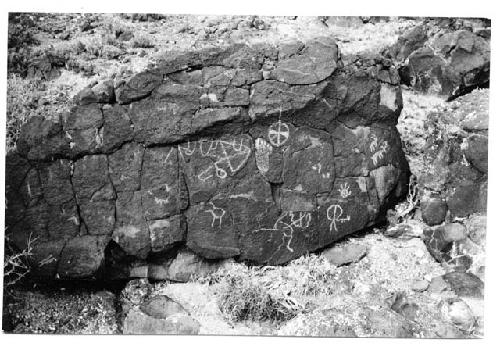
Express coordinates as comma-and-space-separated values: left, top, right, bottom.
6, 73, 74, 151
207, 254, 338, 323
3, 232, 37, 291
387, 174, 419, 226
216, 269, 302, 322
6, 74, 40, 151
8, 14, 39, 76
131, 34, 155, 48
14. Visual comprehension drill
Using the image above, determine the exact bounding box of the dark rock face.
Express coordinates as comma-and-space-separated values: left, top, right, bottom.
421, 197, 447, 226
5, 39, 409, 279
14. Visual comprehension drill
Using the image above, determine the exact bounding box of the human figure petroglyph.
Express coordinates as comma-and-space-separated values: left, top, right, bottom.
204, 202, 226, 228
268, 120, 290, 147
253, 211, 313, 256
327, 204, 351, 232
273, 215, 295, 253
338, 183, 352, 198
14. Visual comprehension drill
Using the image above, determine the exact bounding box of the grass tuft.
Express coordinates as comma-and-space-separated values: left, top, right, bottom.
202, 254, 339, 323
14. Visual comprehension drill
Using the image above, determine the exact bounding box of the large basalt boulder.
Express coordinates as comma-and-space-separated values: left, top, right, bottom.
5, 38, 409, 279
386, 20, 490, 99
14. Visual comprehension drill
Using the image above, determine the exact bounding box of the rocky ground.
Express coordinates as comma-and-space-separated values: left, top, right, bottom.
3, 224, 484, 336
3, 14, 489, 336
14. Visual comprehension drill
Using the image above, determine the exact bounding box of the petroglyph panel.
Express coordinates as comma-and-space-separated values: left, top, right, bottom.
239, 210, 320, 265
5, 39, 411, 277
185, 202, 240, 259
141, 146, 181, 219
179, 135, 253, 203
283, 128, 335, 194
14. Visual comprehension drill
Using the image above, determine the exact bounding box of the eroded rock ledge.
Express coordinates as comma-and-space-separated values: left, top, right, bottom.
5, 37, 410, 280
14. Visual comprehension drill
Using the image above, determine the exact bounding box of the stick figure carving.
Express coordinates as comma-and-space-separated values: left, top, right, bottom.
326, 204, 351, 232
205, 202, 226, 228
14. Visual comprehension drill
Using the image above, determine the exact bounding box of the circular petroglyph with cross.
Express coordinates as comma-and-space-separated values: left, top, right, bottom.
268, 121, 290, 147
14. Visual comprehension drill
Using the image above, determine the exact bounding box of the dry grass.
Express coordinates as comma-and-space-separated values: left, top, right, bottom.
6, 73, 75, 151
387, 174, 420, 226
329, 19, 419, 56
197, 254, 340, 323
5, 290, 118, 334
3, 233, 36, 291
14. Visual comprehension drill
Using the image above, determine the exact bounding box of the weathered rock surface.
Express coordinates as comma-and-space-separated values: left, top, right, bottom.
411, 90, 488, 273
441, 298, 475, 332
123, 308, 200, 335
322, 243, 368, 266
386, 21, 490, 99
421, 197, 447, 226
140, 295, 189, 319
5, 38, 409, 279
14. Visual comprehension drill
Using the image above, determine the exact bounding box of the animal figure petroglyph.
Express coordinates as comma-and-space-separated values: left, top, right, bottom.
369, 134, 388, 166
205, 202, 226, 228
327, 204, 351, 232
369, 134, 379, 152
371, 141, 388, 166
